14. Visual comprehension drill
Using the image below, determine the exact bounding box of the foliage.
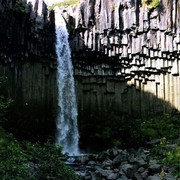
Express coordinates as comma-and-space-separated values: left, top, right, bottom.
0, 127, 79, 179
93, 113, 180, 149
22, 141, 79, 179
49, 0, 80, 10
142, 0, 161, 9
110, 1, 115, 12
164, 146, 180, 178
151, 138, 180, 178
139, 114, 180, 142
140, 118, 180, 179
14, 0, 25, 13
0, 96, 12, 123
0, 127, 32, 179
149, 0, 160, 8
0, 77, 13, 123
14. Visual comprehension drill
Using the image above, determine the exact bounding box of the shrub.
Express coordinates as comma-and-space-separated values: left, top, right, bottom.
151, 138, 180, 178
140, 114, 180, 142
0, 127, 32, 179
22, 141, 79, 179
142, 0, 161, 9
14, 0, 25, 13
92, 113, 180, 149
49, 0, 80, 10
0, 127, 79, 179
0, 77, 13, 124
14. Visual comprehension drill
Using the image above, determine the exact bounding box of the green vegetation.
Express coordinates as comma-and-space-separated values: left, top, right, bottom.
49, 0, 80, 10
93, 113, 180, 148
110, 2, 115, 12
0, 76, 79, 179
0, 77, 13, 123
142, 0, 161, 9
151, 138, 180, 178
0, 75, 179, 178
0, 127, 32, 179
0, 127, 79, 179
139, 114, 180, 142
14, 0, 25, 13
164, 145, 180, 178
94, 113, 180, 177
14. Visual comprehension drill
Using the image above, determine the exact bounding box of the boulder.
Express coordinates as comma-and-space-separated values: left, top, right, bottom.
133, 172, 143, 180
147, 174, 161, 180
121, 163, 134, 178
107, 172, 118, 180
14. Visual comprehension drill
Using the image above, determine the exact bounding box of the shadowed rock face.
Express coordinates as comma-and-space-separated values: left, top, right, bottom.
0, 0, 57, 140
0, 0, 179, 147
58, 0, 180, 148
0, 0, 55, 60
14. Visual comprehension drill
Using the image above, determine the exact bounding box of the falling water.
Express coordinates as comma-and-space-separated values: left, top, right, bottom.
55, 8, 79, 155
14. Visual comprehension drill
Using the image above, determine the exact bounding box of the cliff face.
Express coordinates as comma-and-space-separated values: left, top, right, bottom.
0, 0, 57, 139
0, 0, 55, 60
59, 0, 180, 113
59, 0, 180, 147
62, 0, 180, 79
0, 0, 180, 145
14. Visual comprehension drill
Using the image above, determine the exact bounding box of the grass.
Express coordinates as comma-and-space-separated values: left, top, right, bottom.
142, 0, 160, 9
0, 127, 79, 179
151, 138, 180, 178
49, 0, 80, 10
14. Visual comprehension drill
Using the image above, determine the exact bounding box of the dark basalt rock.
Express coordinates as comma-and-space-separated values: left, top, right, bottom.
0, 0, 57, 140
72, 147, 176, 180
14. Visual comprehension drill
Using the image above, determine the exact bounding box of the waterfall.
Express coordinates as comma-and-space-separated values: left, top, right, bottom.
55, 8, 79, 155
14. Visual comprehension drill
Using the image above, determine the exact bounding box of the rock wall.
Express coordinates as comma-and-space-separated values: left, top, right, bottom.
0, 0, 179, 146
59, 0, 180, 114
59, 0, 180, 147
0, 0, 57, 139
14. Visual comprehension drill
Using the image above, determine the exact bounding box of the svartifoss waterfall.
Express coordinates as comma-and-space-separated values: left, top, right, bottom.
55, 8, 79, 155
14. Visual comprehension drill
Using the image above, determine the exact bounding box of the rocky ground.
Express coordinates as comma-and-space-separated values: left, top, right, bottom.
67, 145, 177, 180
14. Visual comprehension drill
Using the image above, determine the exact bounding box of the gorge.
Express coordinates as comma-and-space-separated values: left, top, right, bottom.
0, 0, 179, 151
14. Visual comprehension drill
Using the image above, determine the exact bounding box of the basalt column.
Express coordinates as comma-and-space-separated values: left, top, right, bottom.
0, 0, 57, 140
59, 0, 180, 148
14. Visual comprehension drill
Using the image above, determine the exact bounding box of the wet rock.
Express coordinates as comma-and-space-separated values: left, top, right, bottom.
165, 144, 177, 151
70, 147, 176, 180
164, 173, 176, 180
121, 163, 134, 178
138, 166, 145, 173
102, 159, 113, 168
107, 172, 118, 180
149, 164, 161, 174
88, 160, 96, 165
147, 139, 161, 146
96, 168, 113, 177
147, 174, 161, 180
148, 160, 161, 174
134, 172, 143, 180
113, 150, 129, 167
107, 147, 119, 158
77, 155, 90, 164
134, 158, 147, 167
119, 174, 129, 180
141, 169, 149, 179
112, 154, 123, 167
97, 151, 109, 162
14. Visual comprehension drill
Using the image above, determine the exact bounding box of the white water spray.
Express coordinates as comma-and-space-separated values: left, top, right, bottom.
55, 7, 79, 155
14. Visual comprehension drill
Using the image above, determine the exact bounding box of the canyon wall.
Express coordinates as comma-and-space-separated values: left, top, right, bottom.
62, 0, 180, 114
59, 0, 180, 147
0, 0, 179, 146
0, 0, 57, 139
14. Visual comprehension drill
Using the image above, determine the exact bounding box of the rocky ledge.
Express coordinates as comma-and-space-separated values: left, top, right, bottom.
69, 146, 177, 180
